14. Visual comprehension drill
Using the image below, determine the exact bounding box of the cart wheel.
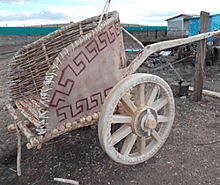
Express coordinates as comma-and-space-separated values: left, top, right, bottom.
98, 74, 175, 165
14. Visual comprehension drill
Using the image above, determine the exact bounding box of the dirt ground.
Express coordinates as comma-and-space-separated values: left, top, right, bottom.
0, 35, 220, 185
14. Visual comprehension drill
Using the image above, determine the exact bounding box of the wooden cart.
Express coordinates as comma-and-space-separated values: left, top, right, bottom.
5, 11, 220, 175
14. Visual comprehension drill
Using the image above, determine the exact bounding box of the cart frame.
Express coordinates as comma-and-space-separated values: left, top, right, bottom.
4, 10, 220, 176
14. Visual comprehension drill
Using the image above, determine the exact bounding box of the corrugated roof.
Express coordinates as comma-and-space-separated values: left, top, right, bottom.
184, 16, 199, 20
184, 13, 220, 20
165, 14, 193, 21
210, 13, 220, 17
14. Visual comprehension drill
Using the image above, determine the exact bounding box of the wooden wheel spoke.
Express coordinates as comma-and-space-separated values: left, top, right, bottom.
151, 130, 162, 142
111, 125, 132, 146
152, 97, 168, 111
112, 115, 132, 124
134, 83, 145, 107
145, 84, 159, 106
157, 115, 169, 122
98, 73, 175, 165
137, 137, 146, 155
120, 133, 137, 156
121, 95, 137, 113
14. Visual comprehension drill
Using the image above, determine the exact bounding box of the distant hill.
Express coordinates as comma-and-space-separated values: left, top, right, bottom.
27, 22, 73, 28
27, 22, 148, 28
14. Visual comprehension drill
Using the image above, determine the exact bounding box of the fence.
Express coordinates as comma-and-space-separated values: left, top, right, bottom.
122, 26, 167, 33
0, 27, 61, 35
167, 30, 188, 37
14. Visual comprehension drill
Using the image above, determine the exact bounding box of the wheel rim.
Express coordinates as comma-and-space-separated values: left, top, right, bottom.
98, 74, 175, 165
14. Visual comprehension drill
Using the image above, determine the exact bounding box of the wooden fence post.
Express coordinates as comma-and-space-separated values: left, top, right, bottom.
194, 11, 210, 101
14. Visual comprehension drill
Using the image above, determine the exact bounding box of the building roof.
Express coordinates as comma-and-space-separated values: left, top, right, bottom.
165, 14, 195, 21
211, 13, 220, 17
184, 13, 220, 20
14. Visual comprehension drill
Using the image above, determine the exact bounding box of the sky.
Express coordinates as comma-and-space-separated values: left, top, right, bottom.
0, 0, 219, 27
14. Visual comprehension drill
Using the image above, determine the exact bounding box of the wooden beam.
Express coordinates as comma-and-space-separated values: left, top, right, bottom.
194, 11, 210, 101
54, 177, 79, 185
121, 27, 144, 48
189, 87, 220, 99
125, 25, 220, 77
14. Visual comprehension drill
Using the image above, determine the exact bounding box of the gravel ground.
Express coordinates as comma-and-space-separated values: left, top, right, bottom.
0, 36, 219, 185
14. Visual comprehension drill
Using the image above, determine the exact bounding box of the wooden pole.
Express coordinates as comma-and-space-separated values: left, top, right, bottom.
194, 11, 210, 101
15, 123, 22, 176
54, 178, 79, 185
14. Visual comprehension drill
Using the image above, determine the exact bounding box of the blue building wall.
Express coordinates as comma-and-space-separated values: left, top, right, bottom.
210, 14, 220, 31
0, 27, 61, 35
188, 14, 220, 41
188, 18, 200, 36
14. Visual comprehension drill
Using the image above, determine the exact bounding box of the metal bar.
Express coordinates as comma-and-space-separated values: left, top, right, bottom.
152, 55, 191, 71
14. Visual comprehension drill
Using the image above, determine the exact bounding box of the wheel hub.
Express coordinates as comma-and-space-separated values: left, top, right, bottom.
132, 107, 158, 137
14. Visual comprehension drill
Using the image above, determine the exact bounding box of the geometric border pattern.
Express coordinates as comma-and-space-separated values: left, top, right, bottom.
48, 19, 126, 123
56, 87, 113, 122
